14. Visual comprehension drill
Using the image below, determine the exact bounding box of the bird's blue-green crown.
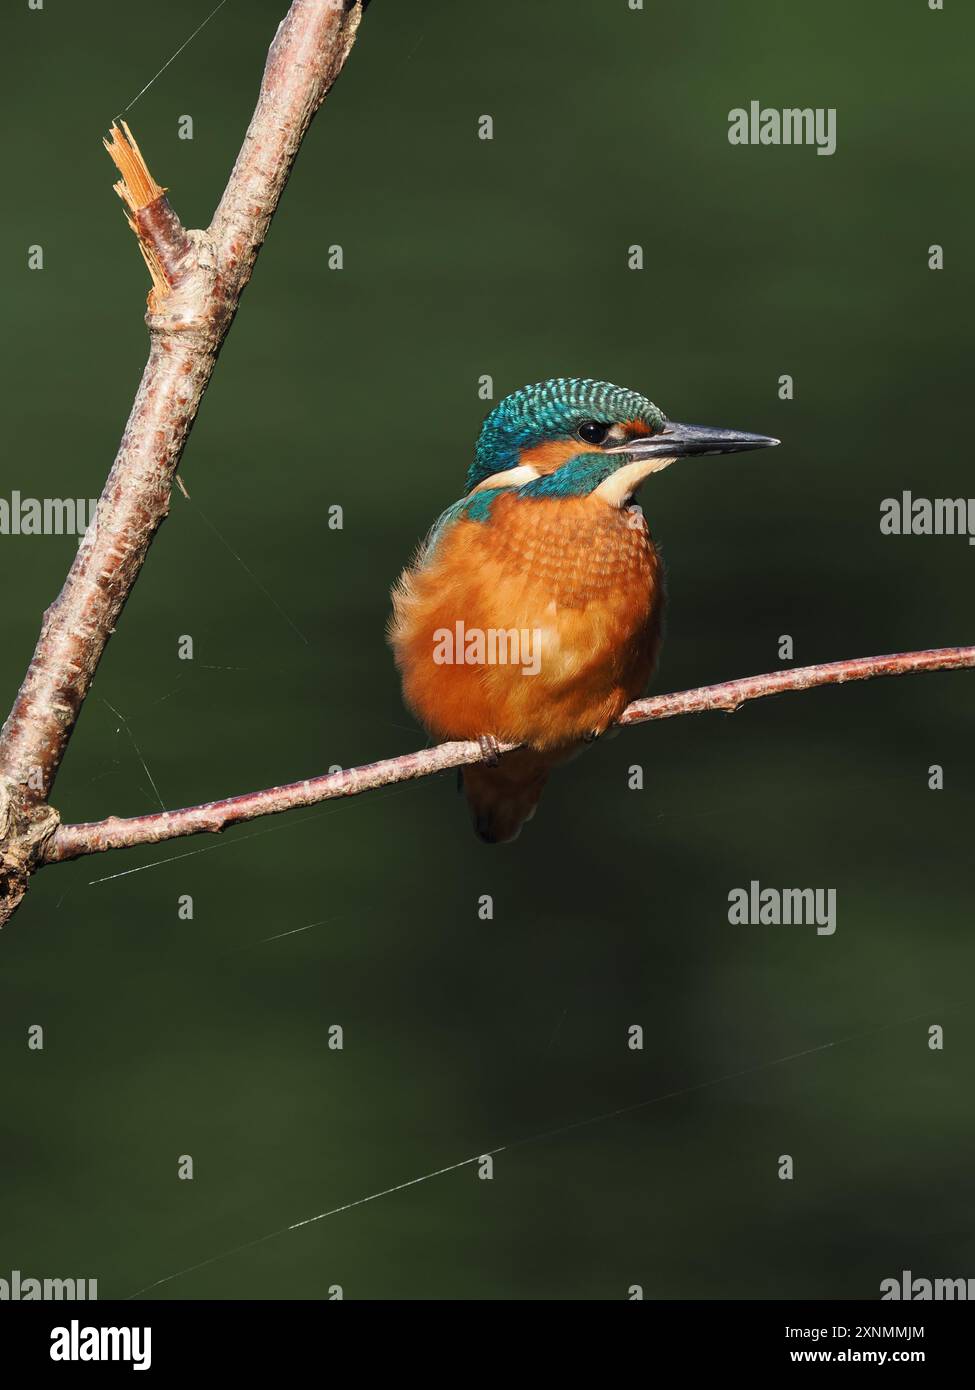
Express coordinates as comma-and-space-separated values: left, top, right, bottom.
467, 377, 665, 491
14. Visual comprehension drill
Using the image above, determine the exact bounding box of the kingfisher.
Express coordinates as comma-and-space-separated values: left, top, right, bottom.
389, 378, 778, 843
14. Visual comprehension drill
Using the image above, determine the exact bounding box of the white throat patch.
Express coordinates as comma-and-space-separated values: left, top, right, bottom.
592, 455, 679, 507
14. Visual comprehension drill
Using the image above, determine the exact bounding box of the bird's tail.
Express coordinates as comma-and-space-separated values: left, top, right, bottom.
461, 746, 574, 844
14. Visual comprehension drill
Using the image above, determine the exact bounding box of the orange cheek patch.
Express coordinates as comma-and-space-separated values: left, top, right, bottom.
519, 439, 586, 474
620, 417, 656, 440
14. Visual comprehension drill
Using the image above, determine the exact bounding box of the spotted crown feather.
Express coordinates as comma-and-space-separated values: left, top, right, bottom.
467, 377, 666, 490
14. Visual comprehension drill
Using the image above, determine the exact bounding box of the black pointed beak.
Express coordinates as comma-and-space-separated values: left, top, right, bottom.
616, 420, 780, 459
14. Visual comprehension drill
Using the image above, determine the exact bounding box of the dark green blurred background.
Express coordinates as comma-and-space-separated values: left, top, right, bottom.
1, 0, 972, 1300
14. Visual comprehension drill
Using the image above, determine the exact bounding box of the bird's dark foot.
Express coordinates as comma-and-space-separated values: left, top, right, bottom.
478, 734, 502, 767
582, 729, 600, 744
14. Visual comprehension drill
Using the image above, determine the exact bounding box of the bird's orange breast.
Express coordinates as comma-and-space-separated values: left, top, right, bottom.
389, 493, 664, 750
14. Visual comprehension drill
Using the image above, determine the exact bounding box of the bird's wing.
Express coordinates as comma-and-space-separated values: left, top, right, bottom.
420, 485, 514, 564
422, 495, 472, 560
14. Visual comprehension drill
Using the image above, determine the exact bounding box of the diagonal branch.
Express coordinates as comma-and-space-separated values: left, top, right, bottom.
0, 3, 968, 926
0, 0, 365, 925
44, 646, 975, 864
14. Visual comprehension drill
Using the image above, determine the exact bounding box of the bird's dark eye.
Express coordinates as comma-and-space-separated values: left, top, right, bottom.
577, 420, 610, 446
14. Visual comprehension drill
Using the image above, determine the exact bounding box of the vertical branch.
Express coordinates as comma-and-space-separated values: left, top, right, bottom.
0, 0, 365, 924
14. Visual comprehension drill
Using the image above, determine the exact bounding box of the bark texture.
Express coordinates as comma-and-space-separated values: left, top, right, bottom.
0, 3, 969, 926
45, 646, 975, 864
0, 1, 364, 925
